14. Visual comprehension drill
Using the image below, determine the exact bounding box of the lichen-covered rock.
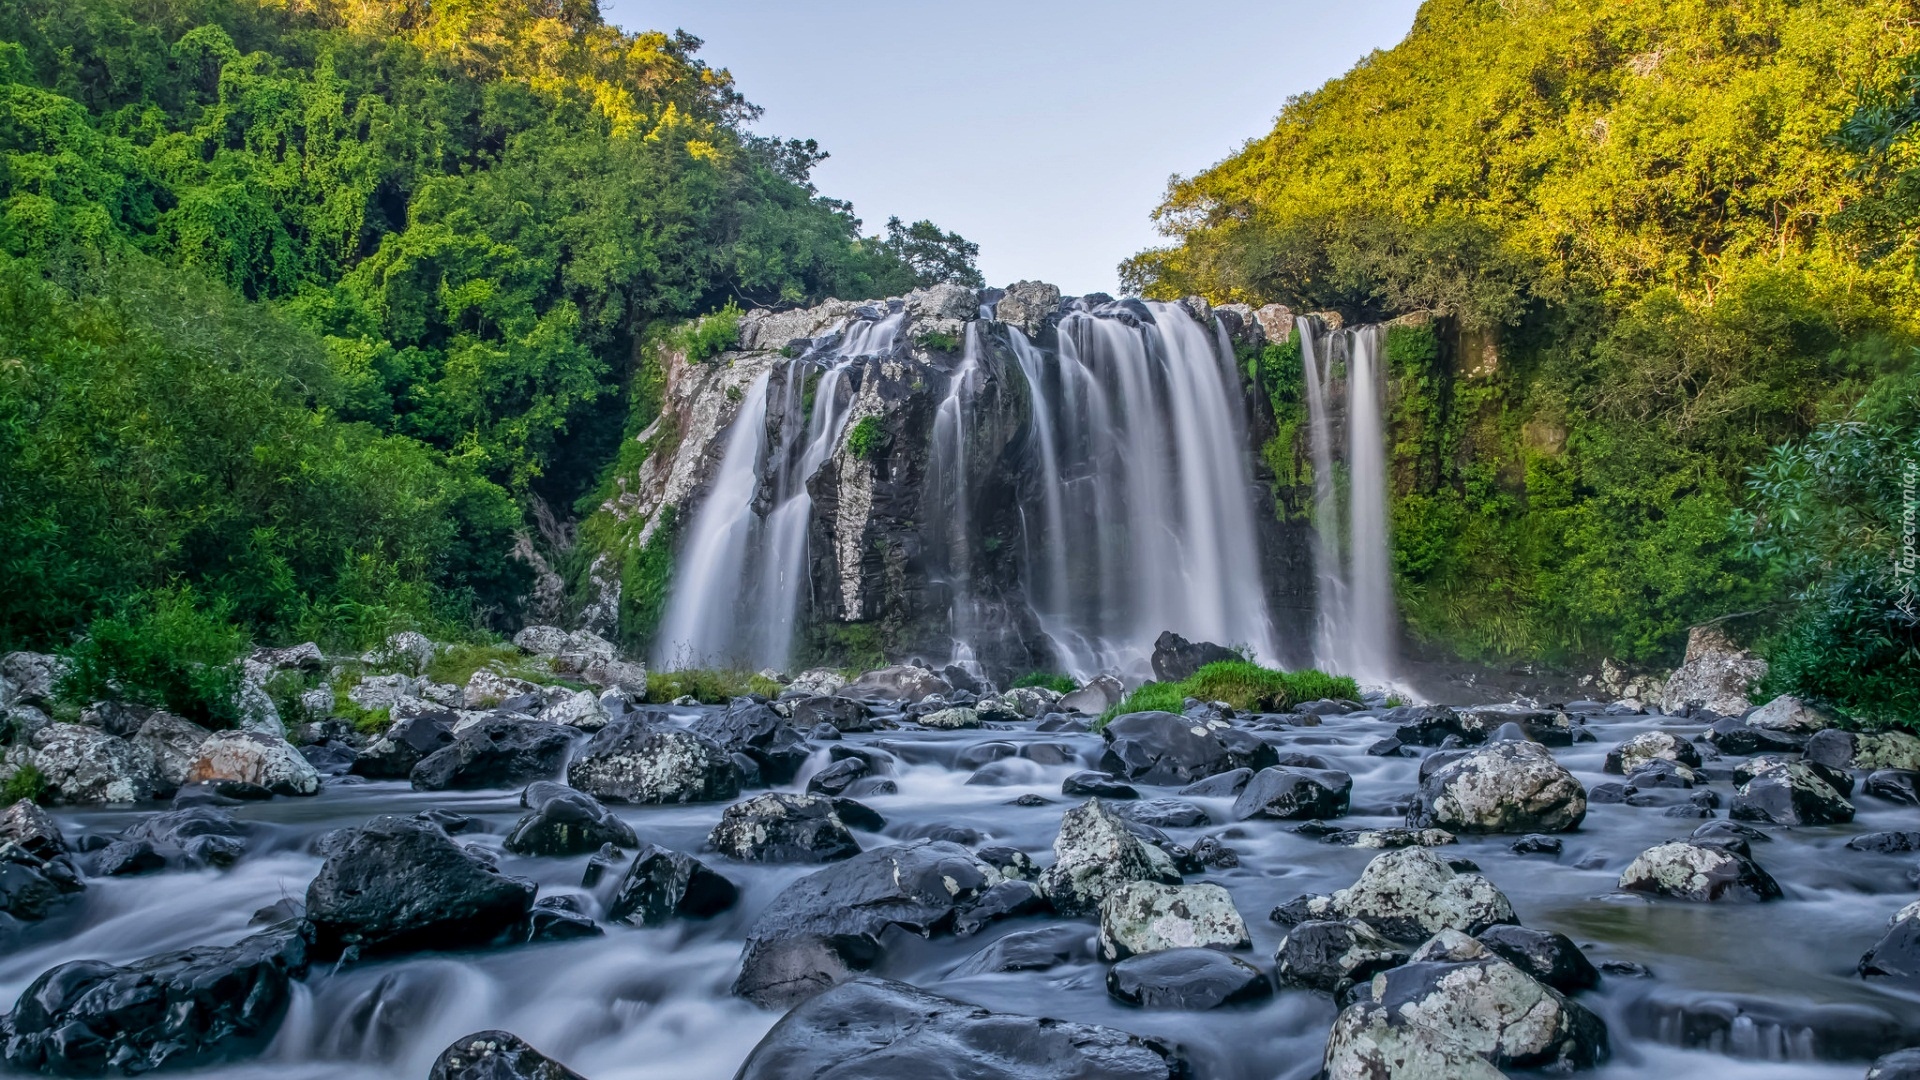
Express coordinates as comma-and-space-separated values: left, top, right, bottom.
566, 719, 737, 804
1059, 675, 1124, 715
132, 712, 213, 788
305, 815, 534, 958
707, 792, 862, 863
1408, 740, 1586, 834
732, 842, 997, 1008
512, 626, 570, 655
1859, 900, 1920, 984
463, 671, 542, 710
918, 706, 980, 729
30, 724, 164, 804
539, 689, 609, 732
1323, 1000, 1508, 1080
1096, 881, 1249, 960
1745, 694, 1832, 734
1857, 731, 1920, 772
1729, 761, 1855, 826
187, 731, 320, 796
786, 668, 850, 698
1661, 624, 1767, 716
607, 843, 738, 926
0, 652, 69, 706
841, 665, 951, 705
362, 631, 436, 675
1604, 730, 1702, 775
504, 782, 637, 856
1324, 828, 1456, 850
736, 976, 1184, 1078
1275, 848, 1516, 942
1617, 840, 1781, 902
0, 799, 65, 861
1099, 710, 1277, 785
412, 717, 577, 792
1231, 765, 1352, 821
348, 673, 418, 712
1106, 947, 1271, 1010
1038, 798, 1182, 916
428, 1030, 587, 1080
0, 923, 309, 1075
1274, 919, 1409, 994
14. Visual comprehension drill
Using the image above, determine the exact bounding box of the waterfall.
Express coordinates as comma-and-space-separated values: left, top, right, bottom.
653, 312, 904, 671
927, 320, 987, 675
1014, 300, 1277, 678
1300, 319, 1396, 683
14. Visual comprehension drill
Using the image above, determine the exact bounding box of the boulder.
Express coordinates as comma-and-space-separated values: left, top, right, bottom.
1274, 848, 1515, 941
412, 717, 576, 792
78, 701, 152, 739
1106, 948, 1270, 1010
512, 626, 571, 655
1860, 900, 1920, 984
428, 1030, 586, 1080
1179, 769, 1252, 797
540, 689, 608, 732
1231, 766, 1352, 821
786, 695, 873, 733
1872, 1049, 1920, 1080
1096, 881, 1250, 960
690, 701, 810, 784
122, 806, 249, 868
949, 925, 1090, 976
1060, 771, 1137, 798
841, 665, 951, 705
708, 792, 862, 863
0, 799, 66, 861
1058, 675, 1125, 715
463, 671, 542, 710
187, 731, 320, 796
1322, 1000, 1508, 1080
607, 844, 738, 926
0, 653, 69, 705
1867, 770, 1920, 806
1745, 694, 1832, 734
1849, 831, 1920, 854
550, 630, 616, 674
348, 673, 418, 712
304, 815, 535, 958
736, 976, 1183, 1079
504, 782, 638, 857
1150, 632, 1237, 683
133, 712, 214, 788
1703, 716, 1806, 755
1408, 740, 1585, 834
580, 657, 647, 698
567, 719, 738, 804
1858, 731, 1920, 771
1729, 761, 1855, 826
29, 724, 164, 804
786, 668, 849, 698
1273, 919, 1409, 994
1113, 799, 1212, 829
1324, 828, 1456, 850
1604, 730, 1702, 775
998, 686, 1061, 718
1037, 798, 1182, 917
918, 706, 981, 729
1617, 840, 1781, 902
1473, 925, 1599, 994
351, 712, 454, 779
732, 842, 996, 1008
806, 757, 870, 796
0, 924, 308, 1075
1098, 710, 1276, 785
1661, 624, 1767, 716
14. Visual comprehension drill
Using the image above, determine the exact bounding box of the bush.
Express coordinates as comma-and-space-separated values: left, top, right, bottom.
645, 669, 781, 705
2, 763, 48, 805
59, 586, 249, 727
917, 330, 961, 353
671, 302, 744, 363
1100, 661, 1359, 727
845, 415, 886, 460
1011, 672, 1076, 694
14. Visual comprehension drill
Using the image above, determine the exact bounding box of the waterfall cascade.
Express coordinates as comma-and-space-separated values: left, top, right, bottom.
1300, 318, 1397, 684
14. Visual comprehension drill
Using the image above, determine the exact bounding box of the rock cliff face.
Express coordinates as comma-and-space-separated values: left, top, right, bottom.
586, 283, 1314, 679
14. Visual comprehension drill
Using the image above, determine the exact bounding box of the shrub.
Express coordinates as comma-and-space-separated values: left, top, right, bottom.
424, 642, 558, 690
2, 763, 48, 805
60, 586, 249, 727
1011, 672, 1076, 694
1099, 661, 1359, 727
645, 669, 781, 705
917, 330, 961, 353
671, 302, 744, 363
845, 415, 886, 460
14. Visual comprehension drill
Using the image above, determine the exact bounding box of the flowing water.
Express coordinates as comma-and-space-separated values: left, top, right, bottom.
9, 705, 1914, 1079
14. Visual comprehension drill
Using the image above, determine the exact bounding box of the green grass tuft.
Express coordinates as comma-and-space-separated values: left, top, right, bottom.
917, 330, 961, 352
1098, 661, 1359, 728
1011, 672, 1076, 694
845, 415, 886, 460
646, 669, 781, 705
671, 301, 744, 363
3, 763, 48, 805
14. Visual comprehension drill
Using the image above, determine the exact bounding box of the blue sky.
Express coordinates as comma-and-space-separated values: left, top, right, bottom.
601, 1, 1424, 296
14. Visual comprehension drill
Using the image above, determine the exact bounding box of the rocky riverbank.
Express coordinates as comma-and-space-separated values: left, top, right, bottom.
2, 629, 1919, 1079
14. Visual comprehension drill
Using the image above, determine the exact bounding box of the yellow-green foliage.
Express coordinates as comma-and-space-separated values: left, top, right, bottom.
1012, 672, 1076, 694
672, 303, 745, 363
845, 415, 886, 460
2, 763, 47, 804
424, 642, 563, 690
645, 669, 781, 704
1101, 661, 1360, 726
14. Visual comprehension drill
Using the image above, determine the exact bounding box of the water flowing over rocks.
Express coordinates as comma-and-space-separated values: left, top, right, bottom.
304, 815, 535, 958
1038, 798, 1182, 916
504, 782, 637, 857
1099, 710, 1277, 785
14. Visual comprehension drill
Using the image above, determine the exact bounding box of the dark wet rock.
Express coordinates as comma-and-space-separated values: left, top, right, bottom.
1106, 947, 1270, 1010
953, 879, 1047, 936
1062, 771, 1138, 799
949, 924, 1091, 976
1460, 707, 1590, 747
1606, 731, 1703, 775
1275, 847, 1515, 941
732, 842, 996, 1008
1097, 711, 1276, 786
1320, 827, 1455, 850
504, 782, 638, 857
1189, 835, 1239, 867
1617, 840, 1781, 902
805, 757, 870, 796
299, 741, 357, 777
120, 806, 249, 868
428, 1030, 586, 1080
1872, 1048, 1920, 1080
0, 841, 81, 921
1510, 834, 1562, 856
975, 847, 1038, 882
955, 742, 1017, 769
1113, 799, 1211, 829
90, 839, 166, 877
411, 717, 575, 792
304, 815, 535, 958
1729, 761, 1854, 826
351, 713, 455, 779
1850, 831, 1920, 854
0, 923, 309, 1075
737, 976, 1185, 1078
1150, 631, 1238, 683
787, 694, 874, 733
1408, 740, 1586, 834
691, 701, 811, 784
840, 665, 951, 706
846, 777, 897, 798
1703, 717, 1806, 756
526, 896, 601, 942
708, 793, 860, 864
1038, 799, 1183, 917
1866, 769, 1920, 806
1601, 960, 1653, 978
1861, 902, 1920, 984
1387, 705, 1472, 747
1588, 782, 1627, 804
1179, 769, 1251, 797
566, 719, 738, 804
1474, 925, 1598, 994
0, 800, 65, 862
1273, 919, 1408, 994
1231, 766, 1352, 821
1096, 880, 1249, 960
1804, 727, 1857, 771
1009, 793, 1050, 807
1624, 758, 1698, 790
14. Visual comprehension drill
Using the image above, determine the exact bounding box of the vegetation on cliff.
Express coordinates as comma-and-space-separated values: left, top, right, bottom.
1132, 0, 1920, 721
